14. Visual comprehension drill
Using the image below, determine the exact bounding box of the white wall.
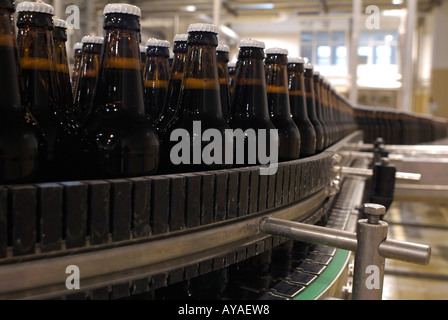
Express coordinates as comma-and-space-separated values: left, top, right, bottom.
432, 0, 448, 69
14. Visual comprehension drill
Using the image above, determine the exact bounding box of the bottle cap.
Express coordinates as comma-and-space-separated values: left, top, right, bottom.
266, 47, 289, 55
288, 57, 305, 64
103, 3, 141, 17
187, 23, 219, 34
74, 42, 83, 50
217, 45, 230, 53
81, 36, 104, 44
53, 18, 67, 29
238, 39, 265, 49
17, 1, 54, 14
146, 38, 171, 48
173, 34, 188, 42
314, 71, 320, 76
304, 63, 314, 70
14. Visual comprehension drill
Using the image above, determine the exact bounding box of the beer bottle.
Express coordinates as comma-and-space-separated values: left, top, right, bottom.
17, 1, 66, 181
228, 60, 236, 97
71, 42, 83, 97
228, 39, 277, 167
162, 23, 232, 173
52, 18, 75, 129
143, 38, 170, 122
0, 0, 44, 184
155, 33, 188, 135
287, 57, 317, 157
304, 63, 325, 153
264, 48, 301, 161
216, 44, 231, 122
76, 3, 159, 179
312, 71, 330, 149
73, 35, 103, 126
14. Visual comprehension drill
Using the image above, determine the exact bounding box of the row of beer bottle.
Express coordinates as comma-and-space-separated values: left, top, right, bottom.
1, 1, 358, 185
0, 0, 72, 185
353, 106, 448, 145
71, 31, 356, 168
0, 1, 159, 185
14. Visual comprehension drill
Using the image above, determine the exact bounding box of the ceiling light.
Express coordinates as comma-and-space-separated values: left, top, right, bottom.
235, 3, 275, 10
185, 5, 197, 12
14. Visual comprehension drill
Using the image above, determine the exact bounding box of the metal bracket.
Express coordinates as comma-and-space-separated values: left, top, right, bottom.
259, 203, 431, 300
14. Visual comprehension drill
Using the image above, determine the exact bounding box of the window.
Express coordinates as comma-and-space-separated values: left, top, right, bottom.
300, 30, 347, 66
358, 30, 398, 65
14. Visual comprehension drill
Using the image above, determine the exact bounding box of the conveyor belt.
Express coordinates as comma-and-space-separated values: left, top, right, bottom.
0, 131, 367, 300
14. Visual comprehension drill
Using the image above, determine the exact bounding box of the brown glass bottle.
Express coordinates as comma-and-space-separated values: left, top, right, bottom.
161, 23, 231, 173
71, 42, 82, 98
304, 63, 325, 153
0, 0, 44, 184
52, 18, 76, 131
228, 39, 277, 167
76, 4, 159, 179
17, 1, 67, 181
265, 48, 301, 161
143, 38, 170, 122
287, 57, 317, 157
155, 33, 188, 136
73, 35, 103, 126
312, 71, 331, 149
217, 44, 231, 122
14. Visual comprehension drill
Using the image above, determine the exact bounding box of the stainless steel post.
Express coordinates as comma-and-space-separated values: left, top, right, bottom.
259, 203, 431, 300
352, 204, 388, 300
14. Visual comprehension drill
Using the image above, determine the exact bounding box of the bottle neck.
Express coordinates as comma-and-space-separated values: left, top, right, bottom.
313, 76, 325, 120
170, 48, 187, 81
17, 12, 55, 69
179, 31, 223, 119
287, 63, 306, 93
231, 47, 270, 119
145, 54, 169, 80
304, 69, 318, 119
217, 53, 230, 87
265, 54, 291, 117
80, 43, 102, 78
287, 63, 309, 120
0, 7, 24, 119
217, 51, 229, 64
53, 27, 69, 75
92, 16, 146, 118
